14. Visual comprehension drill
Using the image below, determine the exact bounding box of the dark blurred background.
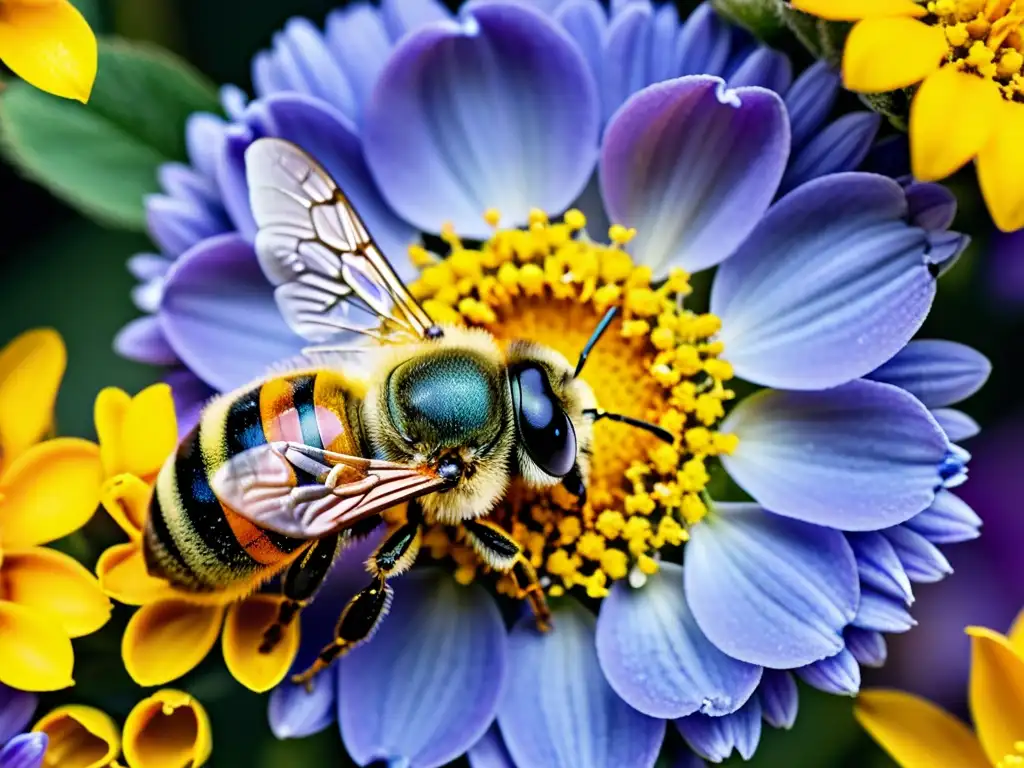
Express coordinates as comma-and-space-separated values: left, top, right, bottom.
2, 1, 1020, 765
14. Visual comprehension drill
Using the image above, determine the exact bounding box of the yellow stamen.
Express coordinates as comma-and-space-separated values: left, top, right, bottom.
408, 212, 735, 597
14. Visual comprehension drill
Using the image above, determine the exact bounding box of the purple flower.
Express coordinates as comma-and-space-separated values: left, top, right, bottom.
117, 0, 883, 400
0, 685, 44, 768
106, 1, 990, 765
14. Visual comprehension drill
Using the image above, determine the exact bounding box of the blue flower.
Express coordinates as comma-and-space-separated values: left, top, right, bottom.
0, 685, 45, 768
106, 1, 991, 765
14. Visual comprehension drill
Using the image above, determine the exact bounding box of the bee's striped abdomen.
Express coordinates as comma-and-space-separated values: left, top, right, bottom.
144, 371, 361, 593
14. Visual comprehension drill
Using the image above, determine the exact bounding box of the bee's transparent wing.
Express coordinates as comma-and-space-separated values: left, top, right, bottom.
245, 137, 434, 343
210, 441, 449, 538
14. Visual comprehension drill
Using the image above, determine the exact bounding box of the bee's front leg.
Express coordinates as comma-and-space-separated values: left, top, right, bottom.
461, 518, 552, 633
291, 515, 422, 689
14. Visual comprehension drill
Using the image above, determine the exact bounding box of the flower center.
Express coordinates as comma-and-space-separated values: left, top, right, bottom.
406, 210, 737, 599
928, 0, 1024, 98
998, 741, 1024, 768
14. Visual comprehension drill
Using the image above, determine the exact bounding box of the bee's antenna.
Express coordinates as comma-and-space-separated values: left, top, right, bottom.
574, 306, 618, 378
583, 408, 675, 444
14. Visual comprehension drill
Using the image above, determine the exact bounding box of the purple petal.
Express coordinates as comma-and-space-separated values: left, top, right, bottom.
779, 112, 881, 195
220, 85, 249, 121
904, 489, 981, 545
0, 733, 47, 768
844, 626, 887, 668
164, 368, 214, 437
882, 526, 953, 584
185, 112, 228, 181
596, 562, 761, 719
127, 252, 171, 281
785, 61, 840, 150
146, 195, 227, 259
364, 2, 599, 238
649, 4, 682, 83
218, 125, 258, 240
712, 173, 943, 390
676, 3, 732, 78
114, 316, 180, 366
223, 93, 418, 264
847, 532, 913, 604
338, 569, 506, 768
675, 697, 762, 764
600, 76, 788, 274
159, 233, 306, 391
862, 133, 911, 178
468, 726, 516, 768
554, 0, 607, 98
757, 671, 797, 730
932, 408, 981, 442
252, 18, 356, 119
325, 4, 394, 124
0, 685, 36, 744
602, 2, 653, 125
726, 48, 792, 93
853, 588, 917, 633
158, 164, 221, 212
380, 0, 451, 40
685, 504, 858, 668
720, 381, 952, 530
269, 671, 336, 740
795, 648, 860, 696
905, 181, 958, 230
499, 600, 665, 768
867, 340, 992, 409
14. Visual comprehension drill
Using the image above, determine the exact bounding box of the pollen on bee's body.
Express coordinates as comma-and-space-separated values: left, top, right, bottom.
407, 209, 737, 599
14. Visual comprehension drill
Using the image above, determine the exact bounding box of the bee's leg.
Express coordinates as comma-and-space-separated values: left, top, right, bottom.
290, 516, 422, 689
259, 533, 340, 654
462, 518, 552, 632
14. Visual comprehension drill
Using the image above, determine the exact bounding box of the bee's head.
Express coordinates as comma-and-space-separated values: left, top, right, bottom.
364, 333, 515, 523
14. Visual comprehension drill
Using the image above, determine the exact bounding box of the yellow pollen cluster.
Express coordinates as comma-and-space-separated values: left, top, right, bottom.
998, 741, 1024, 768
927, 0, 1024, 99
408, 209, 736, 599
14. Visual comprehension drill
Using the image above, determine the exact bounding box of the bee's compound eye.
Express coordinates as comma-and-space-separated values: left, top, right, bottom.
511, 364, 577, 478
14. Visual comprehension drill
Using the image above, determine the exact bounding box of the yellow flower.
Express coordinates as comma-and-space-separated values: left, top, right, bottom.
34, 689, 212, 768
856, 610, 1024, 767
792, 0, 1024, 232
94, 385, 301, 693
0, 329, 109, 692
0, 0, 97, 102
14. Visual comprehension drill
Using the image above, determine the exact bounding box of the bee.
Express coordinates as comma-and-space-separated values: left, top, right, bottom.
143, 138, 672, 686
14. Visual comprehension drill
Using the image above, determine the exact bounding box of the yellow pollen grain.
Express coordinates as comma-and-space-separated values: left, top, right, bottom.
408, 211, 735, 597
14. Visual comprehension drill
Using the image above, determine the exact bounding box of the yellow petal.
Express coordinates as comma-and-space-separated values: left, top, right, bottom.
123, 384, 177, 480
790, 0, 926, 21
94, 387, 131, 478
910, 68, 1001, 181
0, 438, 102, 547
1, 547, 111, 637
856, 689, 989, 768
977, 103, 1024, 233
1008, 607, 1024, 653
843, 18, 947, 93
122, 600, 224, 686
222, 595, 300, 693
967, 626, 1024, 765
123, 689, 212, 768
0, 600, 74, 691
0, 0, 97, 102
33, 704, 121, 768
96, 542, 176, 606
0, 328, 64, 469
100, 473, 152, 540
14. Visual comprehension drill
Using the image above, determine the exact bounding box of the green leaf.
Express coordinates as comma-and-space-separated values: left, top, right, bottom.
711, 0, 787, 44
0, 38, 221, 231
